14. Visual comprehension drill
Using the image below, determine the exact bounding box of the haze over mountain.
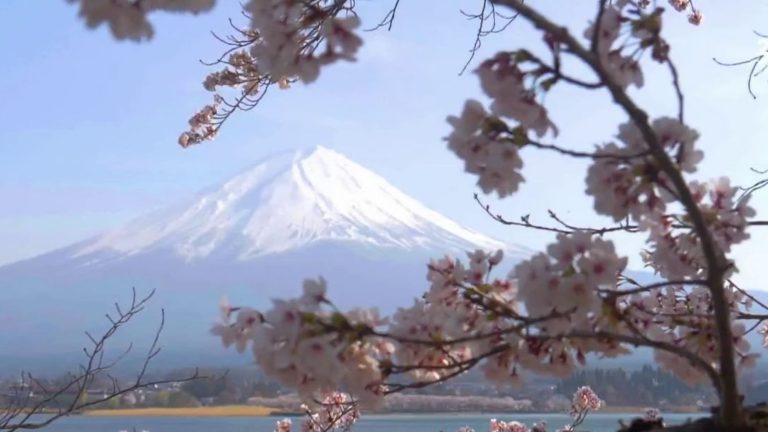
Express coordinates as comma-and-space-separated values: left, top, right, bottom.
0, 146, 531, 372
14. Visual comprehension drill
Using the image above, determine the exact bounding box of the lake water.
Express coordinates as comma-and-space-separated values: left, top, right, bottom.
36, 412, 707, 432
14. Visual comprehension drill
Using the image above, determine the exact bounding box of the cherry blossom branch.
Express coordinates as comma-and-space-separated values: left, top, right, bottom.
667, 58, 685, 122
474, 193, 570, 234
181, 0, 359, 147
522, 51, 603, 89
383, 344, 506, 392
301, 394, 359, 432
365, 308, 574, 348
589, 0, 608, 55
489, 0, 741, 424
728, 279, 768, 312
524, 138, 649, 159
602, 279, 708, 298
381, 325, 722, 396
738, 313, 768, 320
542, 330, 723, 393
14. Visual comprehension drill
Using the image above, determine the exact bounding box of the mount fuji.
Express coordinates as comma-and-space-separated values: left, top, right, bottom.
0, 146, 531, 371
71, 145, 523, 263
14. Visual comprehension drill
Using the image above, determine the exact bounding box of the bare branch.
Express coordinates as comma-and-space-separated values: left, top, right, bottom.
364, 0, 402, 31
0, 290, 200, 431
459, 0, 521, 75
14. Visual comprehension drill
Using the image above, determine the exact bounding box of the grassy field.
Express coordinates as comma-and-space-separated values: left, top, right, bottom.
84, 405, 275, 417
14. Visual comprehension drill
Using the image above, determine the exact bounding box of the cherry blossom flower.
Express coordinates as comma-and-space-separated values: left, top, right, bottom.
583, 2, 644, 89
274, 418, 292, 432
179, 100, 221, 148
688, 10, 703, 25
245, 1, 361, 84
68, 0, 215, 41
644, 407, 661, 421
571, 386, 603, 413
669, 0, 690, 12
300, 392, 360, 432
490, 419, 530, 432
446, 100, 525, 198
641, 177, 754, 280
476, 53, 557, 137
586, 117, 702, 223
515, 232, 627, 319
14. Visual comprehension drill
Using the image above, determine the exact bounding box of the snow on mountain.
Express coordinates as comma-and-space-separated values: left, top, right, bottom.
72, 145, 529, 263
0, 146, 533, 371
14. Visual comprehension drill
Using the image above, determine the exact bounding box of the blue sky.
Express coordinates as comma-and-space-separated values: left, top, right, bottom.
2, 1, 768, 289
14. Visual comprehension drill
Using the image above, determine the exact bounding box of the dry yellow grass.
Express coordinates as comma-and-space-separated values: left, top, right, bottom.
598, 405, 702, 414
84, 405, 274, 417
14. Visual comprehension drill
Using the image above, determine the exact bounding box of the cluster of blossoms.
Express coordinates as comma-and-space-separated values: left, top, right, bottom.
445, 48, 564, 198
488, 419, 547, 432
67, 0, 215, 41
178, 0, 362, 147
178, 98, 222, 148
445, 1, 689, 199
475, 53, 558, 138
299, 392, 360, 432
642, 177, 755, 280
570, 386, 603, 419
213, 232, 760, 413
585, 117, 703, 223
214, 243, 628, 412
273, 392, 359, 432
618, 283, 759, 383
762, 322, 768, 348
666, 0, 704, 25
245, 0, 361, 84
446, 44, 568, 198
388, 250, 520, 384
582, 0, 698, 89
446, 100, 524, 198
203, 50, 263, 93
583, 1, 646, 89
212, 278, 393, 408
516, 232, 627, 321
274, 418, 292, 432
644, 407, 661, 422
636, 0, 703, 25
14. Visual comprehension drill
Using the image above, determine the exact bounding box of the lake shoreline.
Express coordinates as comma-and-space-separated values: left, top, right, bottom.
83, 404, 704, 417
83, 405, 274, 417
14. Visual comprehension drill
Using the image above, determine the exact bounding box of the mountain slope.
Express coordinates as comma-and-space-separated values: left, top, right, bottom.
68, 146, 527, 265
0, 146, 528, 372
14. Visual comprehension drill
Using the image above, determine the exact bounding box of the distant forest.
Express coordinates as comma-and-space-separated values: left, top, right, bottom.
555, 365, 716, 407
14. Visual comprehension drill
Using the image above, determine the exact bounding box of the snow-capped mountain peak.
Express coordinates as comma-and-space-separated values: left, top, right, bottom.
74, 146, 528, 262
